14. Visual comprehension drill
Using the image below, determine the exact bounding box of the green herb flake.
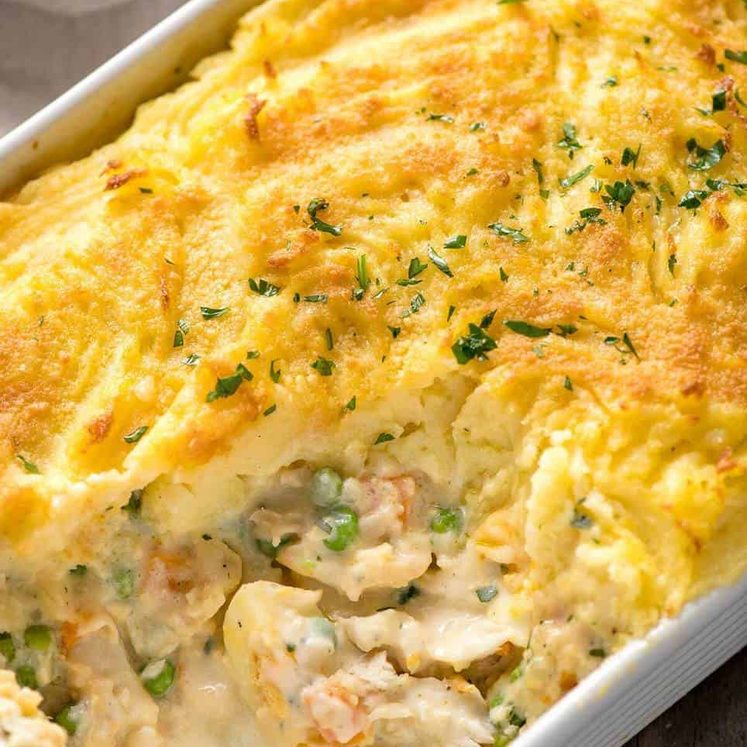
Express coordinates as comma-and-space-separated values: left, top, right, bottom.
426, 112, 455, 123
311, 357, 336, 376
345, 396, 357, 411
447, 304, 456, 322
725, 49, 747, 65
354, 254, 370, 298
503, 320, 551, 338
427, 246, 453, 277
263, 404, 277, 417
560, 163, 594, 189
24, 625, 52, 652
122, 489, 143, 516
388, 326, 401, 339
686, 138, 727, 171
248, 277, 281, 296
302, 294, 328, 303
499, 266, 509, 282
557, 122, 582, 159
476, 585, 498, 603
123, 426, 148, 444
113, 568, 135, 599
400, 292, 426, 318
270, 359, 281, 383
602, 76, 618, 87
563, 375, 573, 391
621, 144, 641, 169
325, 328, 334, 351
444, 234, 467, 249
712, 88, 727, 112
69, 564, 88, 577
668, 254, 677, 276
452, 324, 497, 364
571, 509, 593, 529
374, 432, 395, 445
589, 647, 607, 658
488, 221, 530, 244
182, 353, 200, 366
678, 189, 709, 209
469, 122, 486, 132
396, 583, 421, 605
200, 306, 229, 319
16, 455, 40, 474
603, 180, 636, 212
206, 372, 244, 402
173, 318, 189, 347
307, 198, 342, 236
54, 704, 79, 736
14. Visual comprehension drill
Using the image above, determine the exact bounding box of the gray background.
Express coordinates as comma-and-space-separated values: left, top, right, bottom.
0, 0, 744, 744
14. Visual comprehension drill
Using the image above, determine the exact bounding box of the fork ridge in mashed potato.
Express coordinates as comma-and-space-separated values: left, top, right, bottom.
0, 0, 746, 744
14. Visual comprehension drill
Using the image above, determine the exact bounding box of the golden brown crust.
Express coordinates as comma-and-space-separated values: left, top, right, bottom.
1, 0, 747, 544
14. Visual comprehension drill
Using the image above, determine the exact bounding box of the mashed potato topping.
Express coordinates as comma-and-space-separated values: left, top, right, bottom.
0, 0, 746, 744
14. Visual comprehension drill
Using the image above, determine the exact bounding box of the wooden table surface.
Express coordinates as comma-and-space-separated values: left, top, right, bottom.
0, 0, 745, 744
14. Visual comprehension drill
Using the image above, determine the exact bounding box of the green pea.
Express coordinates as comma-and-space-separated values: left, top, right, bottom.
430, 507, 463, 534
113, 568, 135, 599
141, 658, 176, 698
321, 505, 359, 552
15, 665, 37, 689
256, 533, 299, 559
54, 704, 79, 735
476, 584, 498, 603
24, 625, 52, 651
309, 467, 343, 507
0, 633, 15, 663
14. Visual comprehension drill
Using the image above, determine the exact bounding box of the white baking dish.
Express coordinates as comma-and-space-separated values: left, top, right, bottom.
0, 1, 745, 743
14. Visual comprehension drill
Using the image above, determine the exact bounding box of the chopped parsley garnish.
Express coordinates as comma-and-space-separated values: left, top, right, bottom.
564, 376, 573, 391
200, 306, 229, 319
447, 304, 456, 321
686, 138, 726, 171
488, 221, 530, 244
444, 234, 467, 249
678, 189, 709, 209
557, 122, 582, 159
560, 164, 593, 189
604, 332, 639, 359
122, 489, 143, 516
603, 180, 636, 212
480, 310, 497, 329
497, 0, 527, 5
123, 426, 148, 444
396, 584, 420, 605
427, 246, 453, 277
354, 254, 370, 298
182, 353, 200, 366
69, 564, 88, 576
246, 350, 260, 359
503, 320, 551, 338
302, 294, 328, 303
307, 198, 342, 236
263, 404, 277, 416
388, 326, 401, 338
668, 254, 677, 276
706, 178, 747, 197
532, 157, 544, 186
602, 76, 618, 87
400, 292, 426, 318
206, 363, 253, 402
345, 396, 357, 411
426, 112, 455, 123
173, 319, 189, 347
566, 206, 606, 234
570, 507, 593, 529
248, 278, 281, 296
407, 257, 428, 278
452, 324, 497, 364
325, 328, 334, 351
269, 359, 281, 383
469, 122, 486, 132
589, 647, 607, 658
374, 432, 395, 445
16, 454, 40, 474
311, 357, 336, 376
621, 144, 641, 168
499, 266, 509, 282
725, 49, 747, 65
476, 585, 498, 603
712, 88, 727, 112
